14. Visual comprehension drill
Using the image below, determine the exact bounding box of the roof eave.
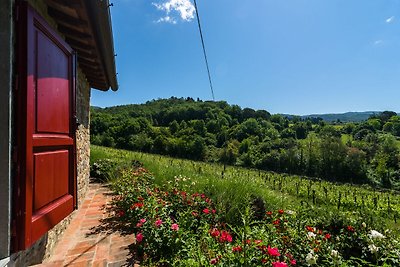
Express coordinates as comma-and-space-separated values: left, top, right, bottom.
84, 0, 118, 91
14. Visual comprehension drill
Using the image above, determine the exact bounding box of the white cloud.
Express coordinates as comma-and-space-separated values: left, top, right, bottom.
153, 0, 196, 23
156, 16, 177, 24
386, 16, 395, 23
374, 40, 383, 45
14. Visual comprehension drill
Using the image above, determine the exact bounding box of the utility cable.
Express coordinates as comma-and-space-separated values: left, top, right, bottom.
193, 0, 215, 100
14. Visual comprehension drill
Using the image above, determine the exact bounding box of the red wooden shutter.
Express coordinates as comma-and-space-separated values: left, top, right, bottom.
14, 3, 77, 250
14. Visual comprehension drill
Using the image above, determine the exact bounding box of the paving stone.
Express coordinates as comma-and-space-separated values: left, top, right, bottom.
34, 183, 138, 267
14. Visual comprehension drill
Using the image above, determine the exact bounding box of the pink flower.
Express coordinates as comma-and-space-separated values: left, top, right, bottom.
203, 208, 210, 214
210, 258, 218, 265
267, 246, 280, 257
272, 262, 288, 267
136, 218, 147, 227
290, 259, 297, 265
171, 223, 179, 231
212, 209, 216, 214
155, 219, 163, 227
136, 232, 143, 243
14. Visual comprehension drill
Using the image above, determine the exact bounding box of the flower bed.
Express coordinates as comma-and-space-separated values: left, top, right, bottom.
111, 164, 400, 266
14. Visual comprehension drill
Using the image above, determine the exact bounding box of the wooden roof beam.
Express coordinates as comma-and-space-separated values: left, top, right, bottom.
57, 24, 92, 40
48, 7, 88, 28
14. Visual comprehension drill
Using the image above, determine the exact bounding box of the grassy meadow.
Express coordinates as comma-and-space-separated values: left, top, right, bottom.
91, 145, 400, 232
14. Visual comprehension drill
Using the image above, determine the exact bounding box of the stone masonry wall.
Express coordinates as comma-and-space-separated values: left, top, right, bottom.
11, 1, 92, 265
76, 67, 91, 206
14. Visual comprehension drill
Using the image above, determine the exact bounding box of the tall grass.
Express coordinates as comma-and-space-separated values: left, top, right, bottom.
91, 145, 399, 231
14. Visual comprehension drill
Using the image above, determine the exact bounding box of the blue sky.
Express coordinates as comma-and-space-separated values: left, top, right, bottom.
92, 0, 400, 115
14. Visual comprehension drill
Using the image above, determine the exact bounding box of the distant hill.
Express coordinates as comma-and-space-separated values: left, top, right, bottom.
283, 111, 383, 122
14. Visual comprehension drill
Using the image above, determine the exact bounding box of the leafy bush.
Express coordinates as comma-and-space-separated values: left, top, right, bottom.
111, 163, 400, 266
90, 159, 118, 182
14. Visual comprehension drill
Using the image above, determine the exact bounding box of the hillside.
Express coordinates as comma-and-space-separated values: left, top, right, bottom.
300, 111, 382, 122
90, 97, 400, 190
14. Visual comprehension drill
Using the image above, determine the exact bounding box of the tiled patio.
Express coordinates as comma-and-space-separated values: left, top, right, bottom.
33, 183, 138, 267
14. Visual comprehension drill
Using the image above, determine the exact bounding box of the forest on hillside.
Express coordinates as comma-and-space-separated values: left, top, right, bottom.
91, 97, 400, 189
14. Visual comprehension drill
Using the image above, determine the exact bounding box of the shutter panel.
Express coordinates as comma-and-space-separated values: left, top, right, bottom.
14, 3, 77, 250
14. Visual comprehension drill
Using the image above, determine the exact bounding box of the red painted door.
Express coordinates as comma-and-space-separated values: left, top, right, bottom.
14, 3, 77, 250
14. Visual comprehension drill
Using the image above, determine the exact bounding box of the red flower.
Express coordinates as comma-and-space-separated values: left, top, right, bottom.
219, 230, 232, 243
138, 197, 144, 201
117, 210, 125, 217
306, 226, 314, 232
245, 239, 252, 245
203, 208, 210, 214
192, 211, 198, 217
266, 211, 273, 216
232, 245, 242, 252
261, 258, 268, 264
272, 262, 288, 267
136, 232, 143, 243
278, 209, 284, 214
210, 258, 218, 265
325, 233, 331, 239
290, 259, 297, 265
347, 225, 355, 232
267, 246, 280, 257
210, 228, 220, 237
254, 239, 263, 244
212, 209, 216, 214
273, 219, 280, 225
131, 202, 144, 209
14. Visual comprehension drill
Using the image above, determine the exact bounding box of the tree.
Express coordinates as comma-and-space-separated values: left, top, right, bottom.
169, 120, 179, 134
220, 140, 240, 165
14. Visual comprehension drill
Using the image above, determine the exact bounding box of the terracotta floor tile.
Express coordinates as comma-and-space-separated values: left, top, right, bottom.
34, 183, 137, 267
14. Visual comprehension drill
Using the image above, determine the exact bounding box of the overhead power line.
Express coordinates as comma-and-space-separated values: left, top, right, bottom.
193, 0, 215, 100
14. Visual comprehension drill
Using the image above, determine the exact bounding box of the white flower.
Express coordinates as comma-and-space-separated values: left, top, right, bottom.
286, 210, 295, 215
361, 222, 366, 228
306, 251, 318, 265
307, 232, 316, 239
368, 244, 379, 253
369, 230, 385, 240
331, 249, 339, 258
